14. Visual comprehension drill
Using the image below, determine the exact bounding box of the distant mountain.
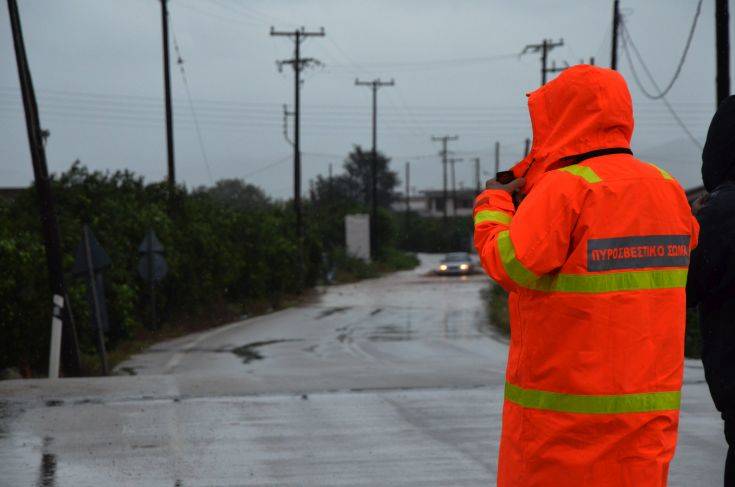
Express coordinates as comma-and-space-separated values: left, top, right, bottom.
634, 138, 702, 190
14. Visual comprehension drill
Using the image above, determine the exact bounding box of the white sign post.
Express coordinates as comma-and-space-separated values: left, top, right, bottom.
48, 294, 64, 379
345, 214, 371, 262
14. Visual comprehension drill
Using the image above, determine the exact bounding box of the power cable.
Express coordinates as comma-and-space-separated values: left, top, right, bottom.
241, 154, 291, 179
621, 0, 702, 100
175, 0, 260, 28
172, 28, 214, 184
621, 22, 704, 149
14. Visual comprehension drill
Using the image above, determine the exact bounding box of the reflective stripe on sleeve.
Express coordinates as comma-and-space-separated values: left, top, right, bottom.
505, 382, 681, 414
495, 230, 688, 293
558, 165, 602, 183
474, 210, 512, 226
497, 230, 539, 286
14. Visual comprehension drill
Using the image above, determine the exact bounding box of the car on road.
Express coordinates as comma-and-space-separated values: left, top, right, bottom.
435, 252, 476, 275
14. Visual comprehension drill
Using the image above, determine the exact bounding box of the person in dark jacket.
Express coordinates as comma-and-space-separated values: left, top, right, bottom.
687, 94, 735, 486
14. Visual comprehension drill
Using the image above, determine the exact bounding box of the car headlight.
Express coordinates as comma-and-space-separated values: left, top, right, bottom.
439, 264, 448, 271
460, 264, 469, 270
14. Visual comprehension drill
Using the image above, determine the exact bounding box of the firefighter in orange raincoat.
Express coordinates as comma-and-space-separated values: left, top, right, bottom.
474, 65, 699, 486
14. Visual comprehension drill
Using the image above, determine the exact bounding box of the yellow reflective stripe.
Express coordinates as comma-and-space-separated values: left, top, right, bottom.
474, 210, 512, 225
541, 268, 688, 293
505, 382, 681, 414
497, 230, 539, 286
558, 165, 602, 183
647, 162, 674, 180
495, 230, 687, 292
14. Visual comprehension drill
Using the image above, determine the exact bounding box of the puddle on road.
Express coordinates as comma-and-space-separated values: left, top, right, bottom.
117, 366, 137, 376
232, 339, 303, 364
367, 324, 415, 341
0, 401, 8, 440
316, 306, 351, 319
36, 436, 56, 487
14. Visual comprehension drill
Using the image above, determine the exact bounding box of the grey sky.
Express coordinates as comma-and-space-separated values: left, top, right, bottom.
0, 0, 727, 196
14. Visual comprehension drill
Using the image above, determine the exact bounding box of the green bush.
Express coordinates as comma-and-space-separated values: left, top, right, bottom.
0, 162, 418, 375
377, 247, 420, 271
395, 212, 473, 253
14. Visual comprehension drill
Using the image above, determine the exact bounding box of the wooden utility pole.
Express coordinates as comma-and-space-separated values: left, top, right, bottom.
448, 157, 463, 216
524, 138, 531, 157
404, 162, 410, 227
473, 157, 481, 193
355, 78, 394, 256
160, 0, 175, 196
521, 38, 564, 85
494, 141, 500, 175
611, 0, 620, 70
431, 135, 459, 220
716, 0, 730, 105
282, 104, 294, 146
271, 27, 325, 244
7, 0, 80, 376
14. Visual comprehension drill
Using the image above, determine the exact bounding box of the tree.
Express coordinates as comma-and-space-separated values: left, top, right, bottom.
200, 179, 271, 212
342, 145, 398, 207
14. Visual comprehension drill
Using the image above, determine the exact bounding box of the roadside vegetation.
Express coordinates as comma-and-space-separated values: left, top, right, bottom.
0, 147, 422, 377
483, 284, 703, 358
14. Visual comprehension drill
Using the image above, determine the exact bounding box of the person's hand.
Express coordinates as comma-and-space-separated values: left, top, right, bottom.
485, 177, 525, 194
692, 192, 709, 215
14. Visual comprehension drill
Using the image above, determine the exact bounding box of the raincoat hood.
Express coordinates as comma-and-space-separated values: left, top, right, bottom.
510, 64, 634, 193
702, 95, 735, 192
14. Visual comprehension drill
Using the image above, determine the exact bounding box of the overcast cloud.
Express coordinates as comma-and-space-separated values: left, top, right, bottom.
0, 0, 727, 195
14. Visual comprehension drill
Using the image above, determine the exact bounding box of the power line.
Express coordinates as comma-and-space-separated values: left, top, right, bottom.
621, 22, 703, 149
172, 29, 214, 184
0, 86, 715, 111
325, 53, 518, 71
241, 154, 291, 179
621, 0, 703, 99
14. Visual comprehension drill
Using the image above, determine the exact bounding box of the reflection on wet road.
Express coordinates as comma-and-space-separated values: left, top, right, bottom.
111, 254, 502, 390
0, 254, 726, 485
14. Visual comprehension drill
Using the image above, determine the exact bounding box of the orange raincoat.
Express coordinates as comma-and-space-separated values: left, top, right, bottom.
474, 65, 699, 486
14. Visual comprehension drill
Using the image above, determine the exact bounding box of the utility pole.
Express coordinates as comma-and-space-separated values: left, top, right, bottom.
545, 60, 570, 77
473, 157, 481, 193
524, 138, 531, 157
716, 0, 730, 105
404, 162, 410, 227
431, 135, 459, 220
521, 38, 564, 85
7, 0, 80, 376
448, 157, 463, 216
271, 27, 325, 246
611, 0, 620, 70
160, 0, 175, 197
494, 141, 500, 175
282, 104, 294, 146
355, 78, 394, 256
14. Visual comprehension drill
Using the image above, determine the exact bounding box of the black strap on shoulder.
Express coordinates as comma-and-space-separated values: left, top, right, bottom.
569, 147, 633, 164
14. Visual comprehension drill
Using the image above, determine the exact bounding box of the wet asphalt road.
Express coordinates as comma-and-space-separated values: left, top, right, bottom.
0, 254, 726, 486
